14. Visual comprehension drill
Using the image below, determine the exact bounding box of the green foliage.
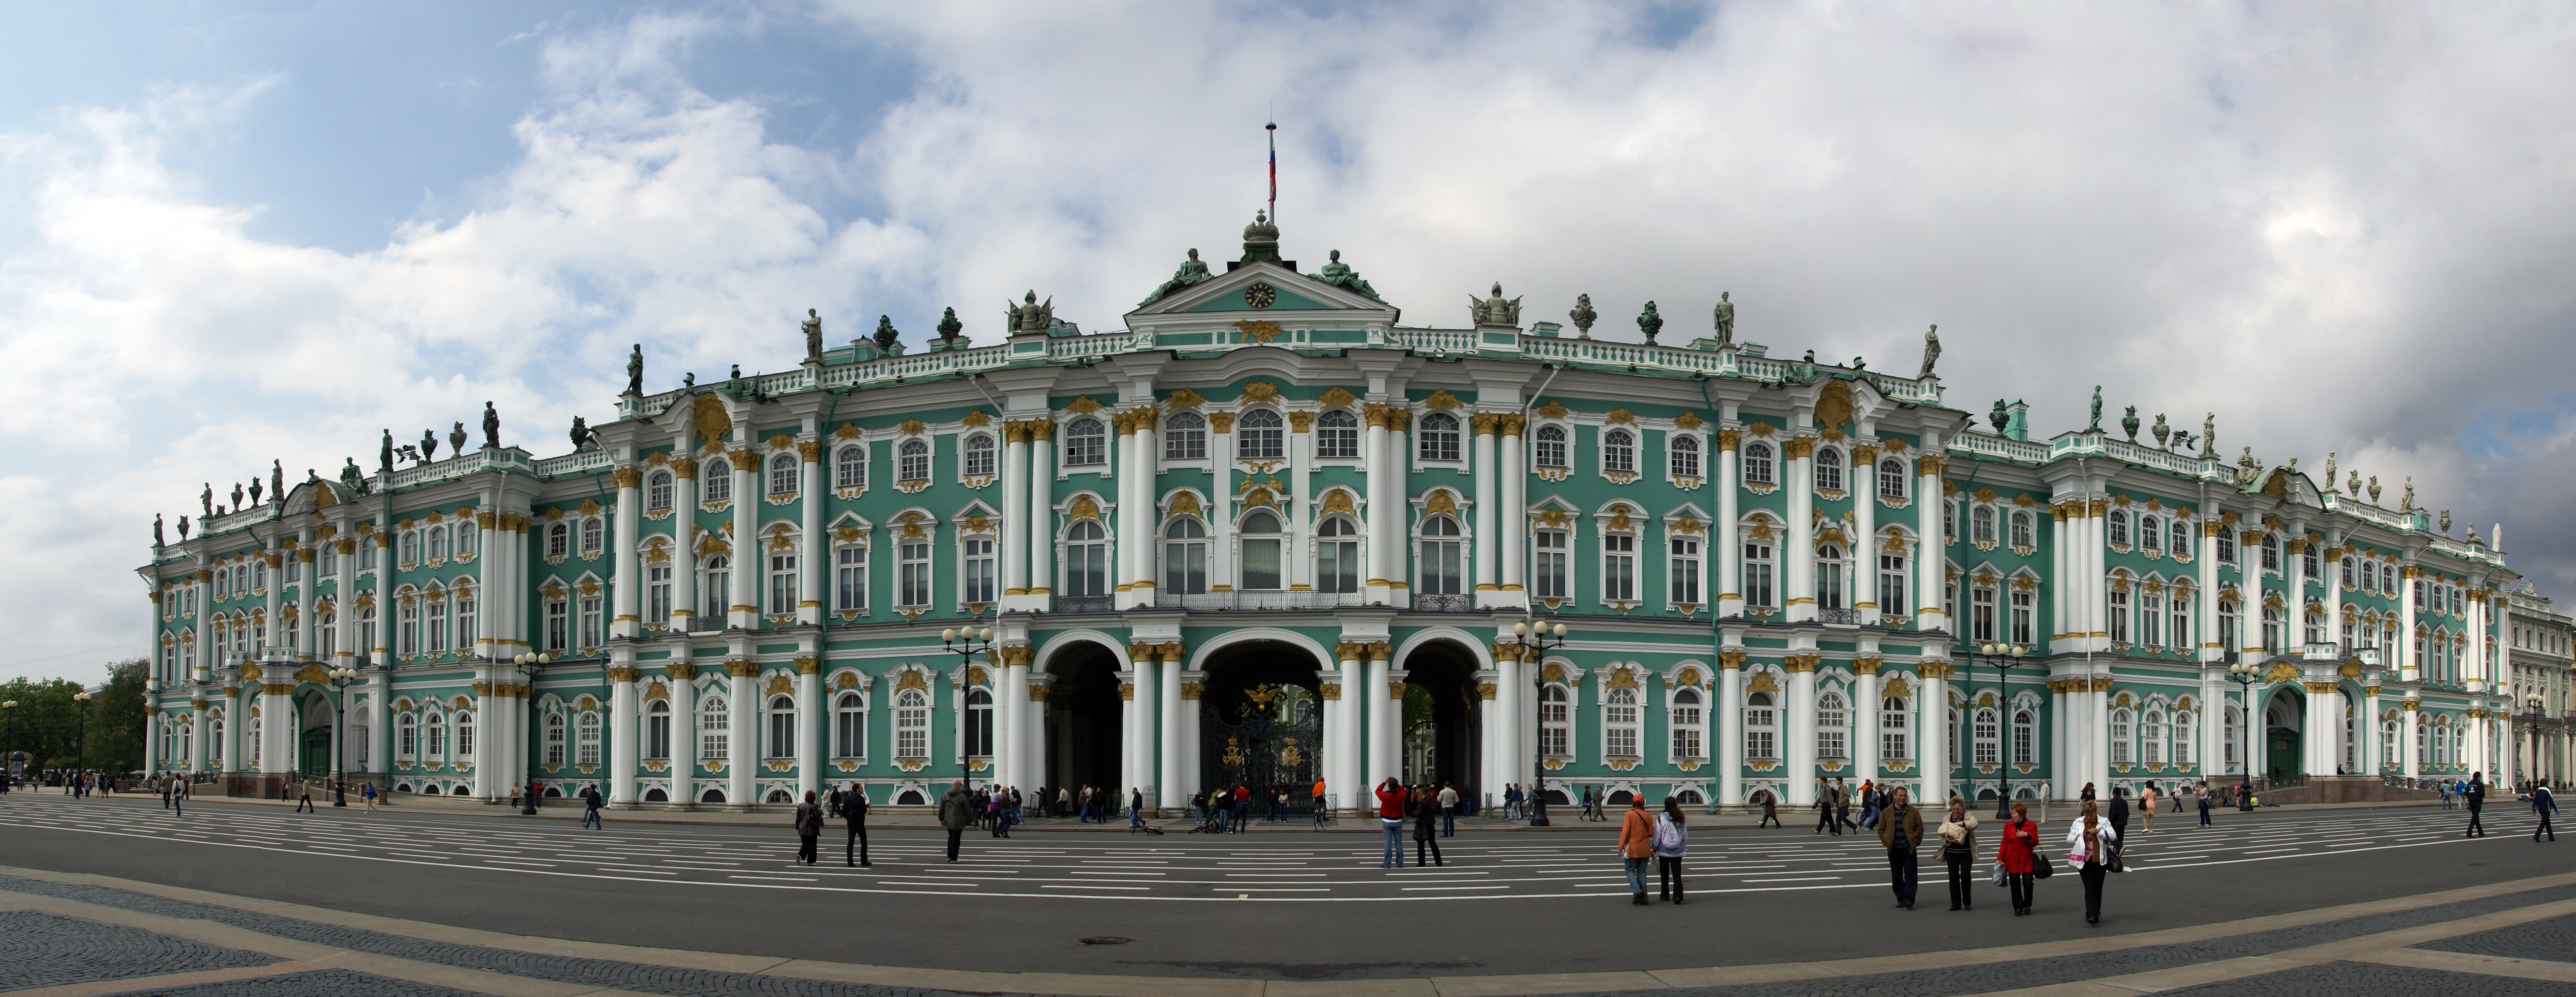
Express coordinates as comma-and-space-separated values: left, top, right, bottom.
0, 659, 147, 773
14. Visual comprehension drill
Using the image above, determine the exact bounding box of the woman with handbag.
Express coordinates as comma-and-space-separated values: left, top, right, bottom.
1937, 797, 1979, 911
2065, 803, 2119, 926
1996, 801, 2043, 916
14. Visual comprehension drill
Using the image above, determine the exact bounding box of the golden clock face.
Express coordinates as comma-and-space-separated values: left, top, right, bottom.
1243, 282, 1277, 309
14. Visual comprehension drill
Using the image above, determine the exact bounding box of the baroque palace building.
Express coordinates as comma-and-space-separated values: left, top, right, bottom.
138, 213, 2520, 812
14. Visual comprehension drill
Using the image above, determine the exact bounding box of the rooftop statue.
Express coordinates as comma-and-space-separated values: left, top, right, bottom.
201, 482, 213, 518
153, 513, 164, 547
340, 458, 365, 494
936, 307, 964, 345
247, 478, 261, 506
2203, 413, 2216, 455
1567, 294, 1598, 339
2088, 387, 2104, 433
2401, 476, 2414, 512
1795, 350, 1819, 383
1989, 399, 2008, 434
1140, 249, 1216, 305
627, 344, 644, 395
421, 428, 439, 463
1313, 250, 1382, 301
2152, 413, 2170, 449
1469, 282, 1522, 327
2347, 470, 2360, 497
2368, 475, 2382, 506
380, 429, 395, 473
570, 416, 595, 451
1711, 292, 1735, 348
177, 516, 190, 540
1636, 300, 1664, 344
270, 460, 283, 502
1918, 324, 1940, 378
2121, 405, 2140, 442
2235, 447, 2261, 488
2441, 509, 2453, 535
1006, 291, 1054, 336
802, 309, 824, 363
874, 315, 903, 355
231, 482, 244, 510
2323, 451, 2336, 489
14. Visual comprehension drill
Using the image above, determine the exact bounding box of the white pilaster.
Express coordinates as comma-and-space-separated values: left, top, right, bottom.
1158, 647, 1183, 810
1472, 417, 1499, 607
726, 664, 754, 809
609, 659, 638, 804
1718, 652, 1744, 804
1786, 659, 1817, 805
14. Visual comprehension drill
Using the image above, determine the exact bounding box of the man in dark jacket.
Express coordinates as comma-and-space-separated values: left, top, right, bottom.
938, 780, 974, 862
793, 790, 824, 866
2466, 772, 2489, 837
843, 783, 871, 866
2532, 783, 2560, 842
1876, 787, 1924, 909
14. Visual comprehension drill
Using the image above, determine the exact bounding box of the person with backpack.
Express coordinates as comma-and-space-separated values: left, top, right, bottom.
2532, 783, 2561, 842
1413, 785, 1445, 867
1937, 796, 1979, 911
1756, 788, 1780, 828
1652, 796, 1689, 904
792, 790, 824, 866
2466, 772, 2489, 836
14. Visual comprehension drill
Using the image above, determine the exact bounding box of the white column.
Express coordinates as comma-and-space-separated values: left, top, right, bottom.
1385, 414, 1411, 608
2049, 681, 2071, 794
613, 470, 641, 639
1158, 646, 1183, 810
726, 664, 754, 809
368, 670, 390, 777
1287, 412, 1310, 592
189, 699, 212, 774
1332, 644, 1364, 812
1856, 662, 1882, 780
1365, 410, 1391, 602
1920, 660, 1951, 804
2364, 685, 2383, 776
609, 662, 638, 804
1785, 438, 1816, 623
1027, 425, 1055, 605
1001, 652, 1028, 791
670, 667, 698, 807
1492, 646, 1519, 806
1119, 658, 1142, 798
1002, 424, 1031, 604
671, 459, 699, 632
295, 547, 317, 660
1472, 416, 1498, 607
1718, 653, 1744, 805
222, 682, 244, 773
729, 449, 757, 629
1853, 446, 1880, 624
2403, 704, 2421, 778
2051, 504, 2070, 648
799, 445, 823, 625
1786, 658, 1817, 804
1366, 644, 1395, 786
262, 681, 293, 776
797, 660, 822, 800
1500, 417, 1527, 602
1717, 433, 1741, 618
1916, 451, 1948, 633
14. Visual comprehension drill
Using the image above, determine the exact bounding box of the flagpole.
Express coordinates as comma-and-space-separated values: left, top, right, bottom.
1266, 120, 1277, 223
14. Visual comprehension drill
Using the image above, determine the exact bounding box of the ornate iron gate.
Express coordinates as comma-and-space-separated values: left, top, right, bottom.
1203, 684, 1322, 812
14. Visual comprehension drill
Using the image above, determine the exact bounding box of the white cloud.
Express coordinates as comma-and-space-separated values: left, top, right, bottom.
6, 3, 2576, 680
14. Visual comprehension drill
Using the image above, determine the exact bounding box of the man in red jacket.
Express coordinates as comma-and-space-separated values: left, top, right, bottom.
1377, 777, 1408, 868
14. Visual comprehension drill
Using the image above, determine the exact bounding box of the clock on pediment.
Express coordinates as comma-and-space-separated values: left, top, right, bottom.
1243, 282, 1276, 309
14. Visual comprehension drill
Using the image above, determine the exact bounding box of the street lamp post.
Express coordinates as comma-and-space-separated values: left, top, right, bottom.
2228, 661, 2261, 810
2525, 691, 2547, 790
326, 666, 359, 807
0, 700, 15, 793
940, 622, 997, 790
72, 690, 94, 792
513, 653, 551, 815
1510, 618, 1570, 826
1981, 642, 2030, 820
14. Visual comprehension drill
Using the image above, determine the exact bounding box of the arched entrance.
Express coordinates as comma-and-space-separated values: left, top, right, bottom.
1399, 639, 1482, 800
297, 692, 335, 778
2264, 687, 2304, 782
1043, 642, 1122, 798
1198, 640, 1325, 814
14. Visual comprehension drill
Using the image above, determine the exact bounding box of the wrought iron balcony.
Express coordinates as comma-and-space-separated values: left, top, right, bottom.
1816, 608, 1862, 625
1054, 595, 1115, 615
684, 616, 728, 633
1153, 591, 1365, 611
1412, 594, 1475, 613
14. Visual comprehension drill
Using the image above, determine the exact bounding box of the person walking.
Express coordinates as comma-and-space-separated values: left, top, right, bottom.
2466, 772, 2489, 836
843, 784, 872, 866
1233, 784, 1253, 833
1877, 787, 1923, 909
1129, 787, 1146, 830
1757, 788, 1781, 828
1653, 796, 1689, 904
2107, 788, 2131, 856
1814, 778, 1839, 835
1835, 778, 1857, 834
294, 781, 315, 813
1617, 793, 1655, 906
161, 778, 173, 810
1439, 783, 1460, 836
2197, 782, 2213, 827
1938, 796, 1979, 911
1414, 787, 1445, 867
171, 778, 187, 818
1857, 780, 1882, 831
793, 790, 823, 866
2067, 805, 2119, 925
1997, 801, 2040, 915
2140, 783, 2157, 835
1377, 777, 1409, 869
2531, 782, 2559, 842
580, 784, 604, 829
938, 779, 974, 863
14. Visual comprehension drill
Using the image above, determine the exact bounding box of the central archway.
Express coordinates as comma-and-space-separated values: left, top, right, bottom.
1398, 638, 1484, 802
2263, 686, 2304, 782
1043, 641, 1123, 804
1197, 639, 1327, 815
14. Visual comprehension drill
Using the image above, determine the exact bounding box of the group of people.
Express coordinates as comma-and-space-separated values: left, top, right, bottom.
1371, 777, 1462, 866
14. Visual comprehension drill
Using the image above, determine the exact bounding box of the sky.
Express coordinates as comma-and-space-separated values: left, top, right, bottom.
3, 2, 2573, 685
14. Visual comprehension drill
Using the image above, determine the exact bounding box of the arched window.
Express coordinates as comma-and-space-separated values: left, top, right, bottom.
2170, 588, 2192, 649
2014, 708, 2036, 767
1602, 429, 1635, 474
426, 589, 449, 654
2141, 515, 2163, 554
423, 711, 445, 759
2144, 709, 2167, 765
646, 469, 676, 511
397, 712, 417, 760
1604, 686, 1640, 759
1237, 409, 1284, 460
1670, 434, 1701, 479
963, 434, 996, 477
834, 445, 865, 490
2108, 583, 2132, 644
702, 555, 730, 620
426, 525, 449, 562
1816, 690, 1848, 760
965, 687, 993, 757
1972, 506, 1997, 546
1317, 409, 1360, 458
2109, 707, 2133, 766
1064, 418, 1105, 466
1162, 517, 1208, 594
897, 440, 930, 483
2262, 604, 2284, 654
645, 700, 670, 760
2108, 510, 2130, 547
1743, 442, 1774, 485
1540, 683, 1571, 757
2174, 711, 2195, 767
898, 531, 932, 609
834, 691, 866, 758
1317, 516, 1360, 594
1881, 698, 1910, 760
2012, 510, 2035, 549
1162, 412, 1206, 460
1973, 707, 2000, 766
400, 530, 421, 564
1879, 458, 1907, 498
769, 454, 799, 496
1815, 447, 1844, 492
1239, 510, 1283, 590
1743, 691, 1776, 760
1064, 520, 1107, 598
1417, 513, 1463, 595
2381, 718, 2399, 769
894, 689, 929, 760
2171, 518, 2189, 554
2260, 534, 2280, 573
768, 695, 796, 758
1815, 543, 1845, 610
580, 516, 603, 557
1417, 412, 1460, 461
455, 711, 475, 757
547, 522, 569, 560
1670, 687, 1704, 760
704, 459, 733, 503
2223, 704, 2243, 772
2304, 610, 2324, 645
1534, 425, 1569, 469
544, 712, 567, 766
699, 695, 729, 760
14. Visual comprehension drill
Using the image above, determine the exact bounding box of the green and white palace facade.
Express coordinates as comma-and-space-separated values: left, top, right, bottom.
137, 216, 2520, 812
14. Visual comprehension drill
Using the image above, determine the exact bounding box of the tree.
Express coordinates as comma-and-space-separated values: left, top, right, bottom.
0, 676, 85, 771
88, 659, 149, 773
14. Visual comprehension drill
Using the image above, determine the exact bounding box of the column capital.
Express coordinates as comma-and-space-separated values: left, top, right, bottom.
1334, 641, 1368, 662
607, 666, 639, 683
1718, 649, 1747, 670
1365, 641, 1393, 661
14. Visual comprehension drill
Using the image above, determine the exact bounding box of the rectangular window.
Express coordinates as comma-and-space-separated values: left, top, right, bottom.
426, 600, 448, 654
2140, 591, 2162, 648
456, 595, 476, 649
1972, 586, 1996, 642
578, 713, 601, 766
1602, 534, 1635, 602
703, 706, 729, 760
648, 564, 672, 624
2011, 589, 2035, 645
581, 517, 603, 557
963, 537, 996, 604
1973, 711, 1998, 766
1534, 530, 1569, 600
1879, 555, 1908, 620
1881, 707, 1908, 761
546, 599, 568, 652
1605, 692, 1639, 759
768, 552, 797, 615
835, 545, 866, 612
2217, 532, 2236, 564
579, 596, 603, 649
900, 540, 932, 608
2109, 588, 2131, 644
1668, 537, 1700, 606
1743, 542, 1774, 609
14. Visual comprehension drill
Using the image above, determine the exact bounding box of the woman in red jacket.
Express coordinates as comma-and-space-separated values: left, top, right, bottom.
1996, 800, 2042, 916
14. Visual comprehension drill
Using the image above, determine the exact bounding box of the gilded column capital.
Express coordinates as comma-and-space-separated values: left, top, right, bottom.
2240, 530, 2265, 545
1919, 662, 1955, 680
1386, 409, 1411, 432
1003, 420, 1030, 444
1365, 641, 1393, 661
1916, 454, 1947, 477
611, 467, 642, 490
1470, 413, 1500, 436
1388, 682, 1407, 700
671, 456, 698, 479
797, 441, 822, 462
1000, 645, 1033, 667
1714, 428, 1741, 452
1717, 649, 1747, 670
606, 666, 640, 683
1209, 412, 1235, 434
1782, 653, 1821, 673
1333, 641, 1367, 662
1497, 413, 1525, 437
1118, 682, 1135, 701
1852, 656, 1884, 676
794, 655, 820, 675
726, 661, 760, 678
1489, 642, 1523, 663
1179, 682, 1203, 700
1850, 444, 1878, 464
1155, 641, 1186, 664
1362, 403, 1392, 428
1028, 419, 1055, 442
1127, 641, 1155, 659
2285, 539, 2310, 555
1287, 411, 1314, 433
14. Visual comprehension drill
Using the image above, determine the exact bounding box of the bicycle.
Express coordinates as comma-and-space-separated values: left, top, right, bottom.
1311, 801, 1338, 829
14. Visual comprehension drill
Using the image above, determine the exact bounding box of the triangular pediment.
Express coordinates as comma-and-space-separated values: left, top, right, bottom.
1129, 260, 1394, 318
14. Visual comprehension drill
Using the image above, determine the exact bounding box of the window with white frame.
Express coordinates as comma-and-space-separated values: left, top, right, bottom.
428, 525, 450, 562
579, 594, 602, 649
2260, 534, 2280, 573
1064, 418, 1105, 466
2142, 515, 2163, 554
1972, 583, 1997, 643
963, 435, 996, 478
769, 550, 798, 615
1944, 500, 1957, 543
1240, 510, 1284, 590
2013, 708, 2035, 767
2013, 509, 2036, 549
1879, 459, 1907, 499
895, 689, 929, 760
1316, 517, 1359, 594
897, 440, 930, 483
2109, 510, 2130, 547
580, 517, 603, 558
1669, 535, 1701, 606
699, 695, 728, 760
455, 711, 474, 758
1670, 687, 1704, 759
2262, 604, 2283, 654
1237, 409, 1284, 460
2170, 590, 2191, 650
645, 700, 670, 760
647, 561, 672, 623
2012, 586, 2035, 645
1163, 412, 1206, 460
545, 713, 567, 766
1534, 424, 1568, 469
834, 691, 866, 757
769, 454, 798, 496
1670, 434, 1700, 479
2144, 709, 2167, 765
900, 537, 934, 607
543, 594, 567, 651
428, 594, 451, 654
1972, 506, 1997, 546
2382, 718, 2399, 768
2109, 707, 2133, 766
1417, 514, 1463, 595
648, 470, 675, 511
704, 459, 733, 503
1061, 521, 1105, 598
702, 555, 730, 619
423, 711, 443, 759
400, 531, 420, 564
1417, 412, 1461, 461
1744, 691, 1777, 760
767, 695, 796, 758
1816, 544, 1845, 609
546, 522, 569, 561
2302, 544, 2320, 581
1881, 698, 1909, 760
966, 687, 993, 757
1743, 537, 1775, 609
1878, 553, 1908, 619
963, 534, 995, 604
1743, 442, 1774, 485
1602, 529, 1637, 603
1815, 447, 1844, 492
2141, 589, 2164, 648
835, 445, 865, 490
397, 712, 417, 760
1973, 707, 1999, 767
2174, 711, 2194, 766
2109, 585, 2132, 644
1817, 690, 1848, 759
1534, 527, 1569, 600
1316, 409, 1359, 458
577, 711, 601, 766
834, 542, 865, 612
1602, 429, 1635, 475
1604, 686, 1640, 760
1540, 684, 1571, 757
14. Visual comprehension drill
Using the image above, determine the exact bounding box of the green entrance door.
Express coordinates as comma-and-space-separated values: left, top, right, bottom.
300, 730, 331, 777
2265, 729, 2299, 783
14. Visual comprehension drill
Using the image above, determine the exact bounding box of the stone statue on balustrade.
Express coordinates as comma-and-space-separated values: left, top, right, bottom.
802, 309, 824, 363
2234, 447, 2262, 488
627, 344, 644, 395
1636, 301, 1664, 344
1006, 291, 1055, 337
2088, 387, 2103, 432
1313, 250, 1382, 302
1469, 283, 1522, 327
1711, 293, 1735, 348
153, 514, 164, 547
482, 403, 500, 449
1918, 324, 1940, 378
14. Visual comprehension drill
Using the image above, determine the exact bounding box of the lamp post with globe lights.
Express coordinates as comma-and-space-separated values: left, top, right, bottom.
2228, 660, 2262, 810
71, 690, 94, 791
326, 666, 360, 806
941, 622, 997, 788
1509, 618, 1569, 826
513, 653, 551, 814
1980, 642, 2030, 820
2525, 690, 2548, 790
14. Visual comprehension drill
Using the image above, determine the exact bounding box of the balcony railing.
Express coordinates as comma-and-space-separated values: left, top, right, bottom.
1817, 608, 1861, 625
684, 616, 728, 633
1412, 594, 1475, 613
1154, 591, 1365, 611
1054, 595, 1114, 615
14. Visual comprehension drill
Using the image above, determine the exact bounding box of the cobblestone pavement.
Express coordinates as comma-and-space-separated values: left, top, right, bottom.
118, 968, 490, 997
2156, 961, 2576, 996
7, 872, 2576, 997
0, 909, 278, 991
2420, 910, 2576, 964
